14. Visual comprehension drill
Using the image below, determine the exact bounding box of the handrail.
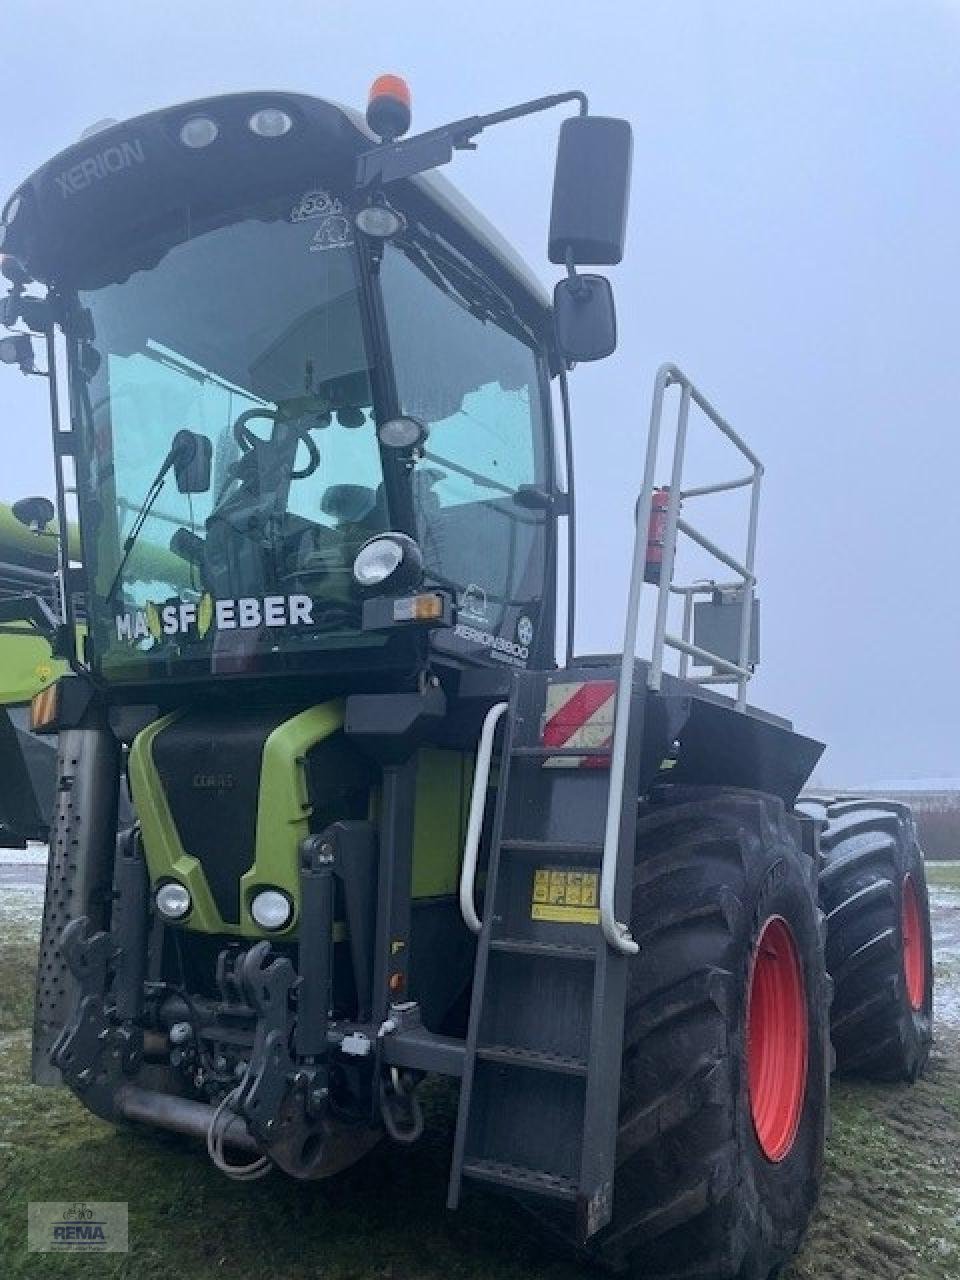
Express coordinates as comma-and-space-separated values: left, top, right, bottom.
598, 364, 764, 955
675, 518, 754, 582
664, 634, 750, 678
459, 701, 508, 935
680, 473, 755, 499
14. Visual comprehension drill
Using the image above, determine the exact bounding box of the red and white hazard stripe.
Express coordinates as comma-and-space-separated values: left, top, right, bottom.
541, 680, 616, 768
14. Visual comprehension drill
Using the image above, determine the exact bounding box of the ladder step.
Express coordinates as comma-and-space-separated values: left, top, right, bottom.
477, 1045, 588, 1076
461, 1158, 578, 1202
511, 745, 611, 759
499, 838, 603, 857
490, 937, 595, 961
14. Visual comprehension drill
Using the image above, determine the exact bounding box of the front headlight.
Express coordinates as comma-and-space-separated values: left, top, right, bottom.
250, 888, 293, 931
352, 533, 424, 590
156, 881, 192, 921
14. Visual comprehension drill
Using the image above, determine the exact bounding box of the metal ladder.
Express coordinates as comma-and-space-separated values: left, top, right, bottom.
447, 670, 636, 1240
448, 365, 764, 1232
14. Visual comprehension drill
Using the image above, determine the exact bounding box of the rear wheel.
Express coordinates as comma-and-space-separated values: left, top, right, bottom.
592, 787, 829, 1279
813, 799, 933, 1080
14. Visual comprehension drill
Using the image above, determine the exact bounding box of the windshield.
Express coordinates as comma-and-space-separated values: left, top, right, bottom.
70, 190, 389, 682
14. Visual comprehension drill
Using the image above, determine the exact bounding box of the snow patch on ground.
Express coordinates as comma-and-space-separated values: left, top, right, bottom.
0, 842, 48, 866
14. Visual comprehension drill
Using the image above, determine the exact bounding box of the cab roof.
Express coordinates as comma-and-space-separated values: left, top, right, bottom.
1, 91, 552, 322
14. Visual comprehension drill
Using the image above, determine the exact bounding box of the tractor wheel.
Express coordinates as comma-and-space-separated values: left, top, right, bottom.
815, 799, 933, 1080
592, 786, 830, 1279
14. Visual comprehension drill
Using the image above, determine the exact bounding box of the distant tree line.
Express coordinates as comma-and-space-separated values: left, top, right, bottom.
889, 791, 960, 860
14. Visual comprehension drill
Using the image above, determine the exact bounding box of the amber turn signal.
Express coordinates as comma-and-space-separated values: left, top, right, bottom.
30, 682, 60, 732
392, 593, 444, 623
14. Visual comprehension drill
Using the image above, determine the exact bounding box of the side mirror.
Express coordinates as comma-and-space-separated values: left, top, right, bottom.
12, 495, 56, 533
170, 429, 213, 494
553, 275, 617, 363
548, 116, 633, 266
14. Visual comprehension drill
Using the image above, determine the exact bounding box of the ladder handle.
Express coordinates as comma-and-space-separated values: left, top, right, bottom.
460, 701, 509, 935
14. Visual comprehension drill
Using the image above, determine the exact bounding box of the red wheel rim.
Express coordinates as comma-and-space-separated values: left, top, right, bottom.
901, 874, 926, 1012
746, 916, 809, 1162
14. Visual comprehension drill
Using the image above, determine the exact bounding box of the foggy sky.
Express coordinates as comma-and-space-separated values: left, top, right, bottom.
2, 0, 958, 785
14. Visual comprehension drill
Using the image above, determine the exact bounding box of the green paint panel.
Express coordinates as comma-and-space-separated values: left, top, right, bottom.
411, 749, 472, 899
128, 711, 224, 934
130, 708, 475, 936
240, 702, 346, 929
129, 702, 344, 937
0, 628, 65, 706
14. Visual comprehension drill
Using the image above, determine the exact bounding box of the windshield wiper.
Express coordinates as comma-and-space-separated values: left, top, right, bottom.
398, 227, 534, 342
103, 434, 195, 606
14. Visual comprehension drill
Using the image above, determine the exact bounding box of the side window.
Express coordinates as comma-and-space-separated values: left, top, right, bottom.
380, 242, 550, 667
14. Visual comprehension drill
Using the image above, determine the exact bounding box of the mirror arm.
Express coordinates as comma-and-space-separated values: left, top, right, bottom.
356, 90, 589, 188
564, 247, 593, 300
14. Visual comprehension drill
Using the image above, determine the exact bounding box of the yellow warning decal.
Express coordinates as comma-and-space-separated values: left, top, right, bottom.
531, 867, 600, 924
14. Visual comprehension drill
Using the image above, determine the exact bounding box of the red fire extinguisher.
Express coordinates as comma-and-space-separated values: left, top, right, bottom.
644, 487, 670, 584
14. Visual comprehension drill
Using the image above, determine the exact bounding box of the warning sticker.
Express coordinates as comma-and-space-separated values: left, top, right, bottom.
541, 680, 615, 769
531, 867, 600, 924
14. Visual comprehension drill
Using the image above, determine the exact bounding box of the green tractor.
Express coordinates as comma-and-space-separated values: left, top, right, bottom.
0, 77, 933, 1277
0, 498, 67, 843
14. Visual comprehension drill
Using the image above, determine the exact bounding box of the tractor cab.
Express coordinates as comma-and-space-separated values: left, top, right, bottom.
1, 86, 626, 701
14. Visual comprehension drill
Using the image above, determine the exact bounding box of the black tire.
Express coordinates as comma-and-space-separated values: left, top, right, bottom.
592, 786, 830, 1280
814, 798, 933, 1081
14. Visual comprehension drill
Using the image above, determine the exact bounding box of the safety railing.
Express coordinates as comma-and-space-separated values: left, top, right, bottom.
599, 364, 764, 954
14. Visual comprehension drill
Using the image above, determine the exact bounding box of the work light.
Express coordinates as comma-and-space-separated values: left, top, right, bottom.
250, 888, 293, 931
155, 882, 192, 921
355, 204, 405, 239
179, 116, 219, 149
377, 417, 427, 450
248, 107, 293, 138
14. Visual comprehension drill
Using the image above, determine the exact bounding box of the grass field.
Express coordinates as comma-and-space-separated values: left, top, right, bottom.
927, 859, 960, 890
1, 867, 959, 1278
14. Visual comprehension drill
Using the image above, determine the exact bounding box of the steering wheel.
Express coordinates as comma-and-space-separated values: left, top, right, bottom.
232, 407, 321, 480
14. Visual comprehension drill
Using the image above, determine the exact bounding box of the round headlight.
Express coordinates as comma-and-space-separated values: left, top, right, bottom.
353, 533, 425, 591
250, 888, 293, 931
248, 107, 293, 138
377, 416, 427, 450
156, 881, 191, 920
353, 536, 405, 587
355, 205, 405, 239
3, 194, 21, 225
180, 116, 219, 149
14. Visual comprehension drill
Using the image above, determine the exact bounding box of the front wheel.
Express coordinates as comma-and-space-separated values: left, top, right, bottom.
592, 787, 830, 1280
